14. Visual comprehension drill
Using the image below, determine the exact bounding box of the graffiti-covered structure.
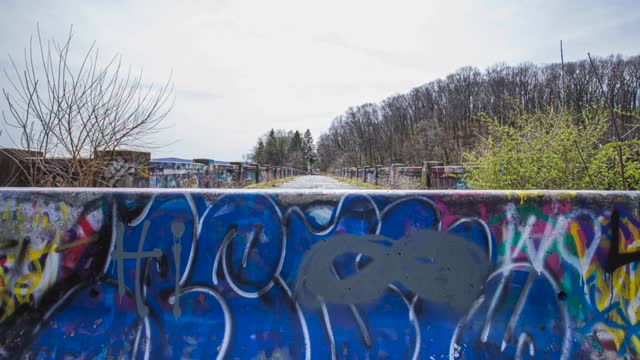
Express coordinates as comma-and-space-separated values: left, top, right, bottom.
1, 189, 638, 358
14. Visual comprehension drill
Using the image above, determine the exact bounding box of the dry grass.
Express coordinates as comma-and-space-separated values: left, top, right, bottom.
245, 176, 301, 189
331, 176, 390, 189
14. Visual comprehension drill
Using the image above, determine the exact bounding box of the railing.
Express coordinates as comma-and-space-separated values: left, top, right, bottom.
0, 148, 307, 188
335, 161, 471, 189
150, 160, 306, 189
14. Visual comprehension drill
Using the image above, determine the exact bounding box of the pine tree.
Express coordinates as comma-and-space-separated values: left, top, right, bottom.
265, 129, 278, 165
255, 139, 265, 163
302, 129, 317, 173
288, 130, 305, 169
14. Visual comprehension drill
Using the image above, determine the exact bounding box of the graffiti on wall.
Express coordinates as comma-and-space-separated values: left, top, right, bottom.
377, 167, 390, 185
365, 168, 375, 183
0, 190, 639, 359
212, 165, 237, 188
149, 161, 205, 189
430, 166, 468, 190
394, 166, 423, 189
243, 166, 257, 184
103, 152, 150, 188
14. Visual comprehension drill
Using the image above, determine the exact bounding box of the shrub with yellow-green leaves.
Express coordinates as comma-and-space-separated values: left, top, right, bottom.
464, 107, 638, 190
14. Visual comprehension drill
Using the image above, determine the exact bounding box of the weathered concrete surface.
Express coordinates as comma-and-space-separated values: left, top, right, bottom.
277, 175, 360, 189
1, 189, 640, 359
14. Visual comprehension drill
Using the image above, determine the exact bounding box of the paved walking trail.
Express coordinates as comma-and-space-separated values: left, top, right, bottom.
277, 175, 360, 189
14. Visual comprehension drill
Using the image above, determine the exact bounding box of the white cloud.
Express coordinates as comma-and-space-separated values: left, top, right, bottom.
1, 0, 639, 160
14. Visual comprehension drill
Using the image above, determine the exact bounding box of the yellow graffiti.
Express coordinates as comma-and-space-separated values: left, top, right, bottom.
588, 264, 640, 354
0, 266, 14, 322
0, 200, 87, 323
620, 217, 640, 254
0, 233, 97, 309
59, 203, 70, 221
611, 266, 640, 302
15, 203, 22, 222
3, 203, 10, 221
508, 191, 577, 205
32, 208, 41, 228
570, 221, 585, 259
41, 213, 49, 228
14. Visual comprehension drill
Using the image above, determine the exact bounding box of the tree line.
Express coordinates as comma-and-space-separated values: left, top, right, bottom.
246, 129, 317, 173
315, 54, 640, 176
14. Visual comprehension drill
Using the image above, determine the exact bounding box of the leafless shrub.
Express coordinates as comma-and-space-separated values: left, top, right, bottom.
1, 26, 173, 187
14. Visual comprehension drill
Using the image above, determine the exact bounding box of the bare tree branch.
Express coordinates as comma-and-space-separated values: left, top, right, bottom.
1, 26, 173, 187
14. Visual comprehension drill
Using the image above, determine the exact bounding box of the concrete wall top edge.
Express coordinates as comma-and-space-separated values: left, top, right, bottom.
2, 187, 638, 195
2, 187, 638, 206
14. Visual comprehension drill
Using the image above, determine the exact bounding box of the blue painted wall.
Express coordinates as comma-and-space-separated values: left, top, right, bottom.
0, 189, 639, 359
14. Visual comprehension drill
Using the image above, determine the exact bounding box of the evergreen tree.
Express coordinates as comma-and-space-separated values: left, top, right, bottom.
264, 129, 278, 164
302, 129, 317, 173
288, 130, 305, 169
255, 139, 265, 163
245, 128, 316, 171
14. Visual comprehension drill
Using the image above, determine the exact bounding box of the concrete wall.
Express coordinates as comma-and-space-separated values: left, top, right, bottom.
0, 189, 639, 359
101, 150, 151, 188
0, 149, 42, 187
149, 161, 207, 188
338, 162, 470, 189
149, 161, 305, 189
0, 148, 305, 189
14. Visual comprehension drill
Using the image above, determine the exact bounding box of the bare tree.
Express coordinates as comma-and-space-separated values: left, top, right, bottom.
1, 26, 173, 187
316, 52, 640, 174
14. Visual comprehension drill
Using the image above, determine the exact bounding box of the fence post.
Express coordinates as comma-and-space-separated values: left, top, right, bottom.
363, 166, 369, 183
255, 164, 260, 184
230, 162, 243, 187
390, 163, 396, 187
194, 158, 215, 188
424, 161, 443, 189
390, 163, 404, 188
422, 161, 428, 189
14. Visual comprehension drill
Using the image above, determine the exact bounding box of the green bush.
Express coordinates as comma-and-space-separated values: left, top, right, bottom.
463, 107, 638, 190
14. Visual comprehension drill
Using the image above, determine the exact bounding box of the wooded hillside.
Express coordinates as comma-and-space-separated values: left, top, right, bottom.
316, 54, 640, 173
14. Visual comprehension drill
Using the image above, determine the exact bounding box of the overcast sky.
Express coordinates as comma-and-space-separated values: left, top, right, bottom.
1, 0, 639, 160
